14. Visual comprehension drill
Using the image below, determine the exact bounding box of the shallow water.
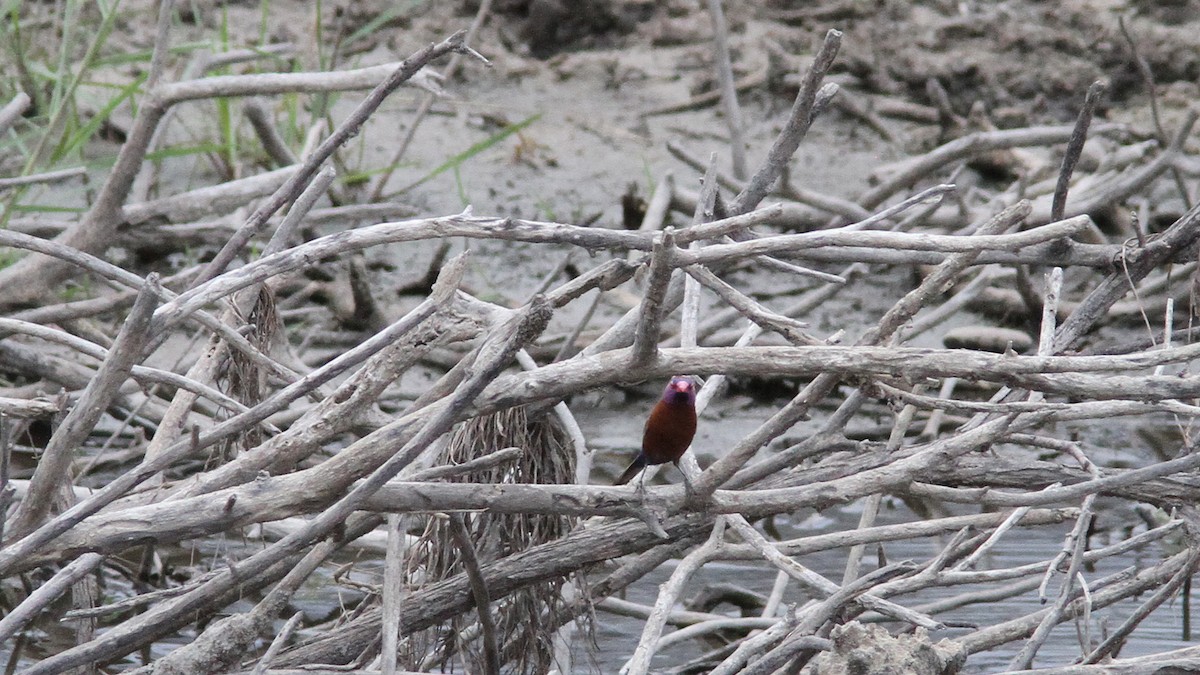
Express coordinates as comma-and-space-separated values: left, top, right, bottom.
575, 386, 1196, 673
586, 497, 1192, 673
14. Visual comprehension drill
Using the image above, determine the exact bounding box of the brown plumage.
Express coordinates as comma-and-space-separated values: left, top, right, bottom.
614, 375, 698, 486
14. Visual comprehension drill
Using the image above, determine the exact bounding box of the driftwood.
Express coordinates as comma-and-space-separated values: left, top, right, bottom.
3, 3, 1200, 674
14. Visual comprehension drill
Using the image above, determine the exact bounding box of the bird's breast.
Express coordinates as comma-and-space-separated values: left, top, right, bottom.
641, 401, 697, 465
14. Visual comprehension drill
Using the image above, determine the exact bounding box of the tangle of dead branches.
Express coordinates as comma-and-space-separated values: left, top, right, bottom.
4, 4, 1200, 675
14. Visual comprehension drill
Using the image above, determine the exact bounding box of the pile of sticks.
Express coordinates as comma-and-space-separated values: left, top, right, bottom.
4, 7, 1200, 674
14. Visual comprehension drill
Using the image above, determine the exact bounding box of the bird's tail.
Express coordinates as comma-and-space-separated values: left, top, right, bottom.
613, 454, 646, 485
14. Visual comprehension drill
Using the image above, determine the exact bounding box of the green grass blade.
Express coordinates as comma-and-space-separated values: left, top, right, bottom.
144, 142, 226, 161
398, 113, 542, 194
216, 6, 237, 175
23, 0, 124, 170
8, 203, 87, 214
93, 41, 208, 68
57, 74, 145, 157
343, 1, 422, 47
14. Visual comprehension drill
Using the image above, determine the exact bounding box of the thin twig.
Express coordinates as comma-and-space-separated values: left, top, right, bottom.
704, 0, 747, 178
0, 91, 31, 136
193, 31, 481, 288
7, 275, 160, 539
730, 29, 842, 215
251, 611, 304, 675
367, 0, 495, 201
1082, 542, 1200, 663
623, 517, 727, 675
629, 229, 677, 367
447, 513, 500, 675
1118, 15, 1192, 206
0, 166, 87, 191
1051, 80, 1107, 222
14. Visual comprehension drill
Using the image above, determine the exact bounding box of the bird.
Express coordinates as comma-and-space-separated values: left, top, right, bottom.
614, 375, 698, 491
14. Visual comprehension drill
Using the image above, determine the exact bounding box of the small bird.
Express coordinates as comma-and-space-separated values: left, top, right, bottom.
614, 375, 698, 490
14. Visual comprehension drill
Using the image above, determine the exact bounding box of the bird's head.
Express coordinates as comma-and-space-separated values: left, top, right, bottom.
662, 375, 698, 406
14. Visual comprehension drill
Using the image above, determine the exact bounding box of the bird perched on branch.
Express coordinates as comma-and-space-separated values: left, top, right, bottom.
614, 375, 698, 491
